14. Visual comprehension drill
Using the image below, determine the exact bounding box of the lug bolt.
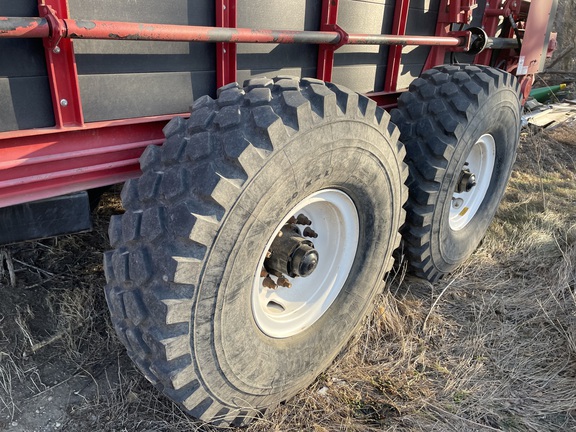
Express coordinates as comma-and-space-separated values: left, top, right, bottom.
303, 227, 318, 238
263, 276, 277, 289
277, 277, 292, 288
296, 214, 312, 225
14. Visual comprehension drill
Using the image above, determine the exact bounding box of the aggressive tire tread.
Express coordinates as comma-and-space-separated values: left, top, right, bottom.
105, 77, 407, 425
392, 65, 521, 282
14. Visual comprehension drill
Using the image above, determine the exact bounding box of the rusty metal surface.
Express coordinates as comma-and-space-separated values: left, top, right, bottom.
0, 15, 470, 48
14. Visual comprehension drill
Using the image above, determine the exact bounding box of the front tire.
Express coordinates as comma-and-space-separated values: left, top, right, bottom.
391, 65, 521, 282
104, 77, 407, 425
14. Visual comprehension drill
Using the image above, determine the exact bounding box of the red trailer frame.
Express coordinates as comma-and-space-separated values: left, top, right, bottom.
0, 0, 556, 210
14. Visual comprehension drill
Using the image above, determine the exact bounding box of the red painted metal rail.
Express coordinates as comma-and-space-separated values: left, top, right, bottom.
0, 16, 466, 47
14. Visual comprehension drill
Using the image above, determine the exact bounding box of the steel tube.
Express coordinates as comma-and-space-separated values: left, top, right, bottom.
348, 33, 463, 46
65, 19, 341, 44
0, 16, 469, 48
0, 17, 49, 38
486, 37, 520, 50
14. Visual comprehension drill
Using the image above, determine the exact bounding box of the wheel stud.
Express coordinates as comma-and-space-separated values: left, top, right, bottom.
277, 277, 292, 288
296, 214, 312, 225
303, 227, 318, 238
263, 276, 277, 289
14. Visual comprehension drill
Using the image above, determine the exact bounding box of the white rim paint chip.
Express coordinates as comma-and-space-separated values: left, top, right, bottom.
251, 189, 359, 338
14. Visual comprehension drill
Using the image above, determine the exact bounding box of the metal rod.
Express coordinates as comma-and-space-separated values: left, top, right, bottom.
486, 36, 521, 50
0, 17, 49, 38
0, 16, 518, 50
347, 33, 463, 46
0, 16, 460, 47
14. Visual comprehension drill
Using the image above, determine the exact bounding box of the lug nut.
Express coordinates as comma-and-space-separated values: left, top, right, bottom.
263, 276, 277, 289
303, 227, 318, 238
296, 214, 312, 225
277, 277, 292, 288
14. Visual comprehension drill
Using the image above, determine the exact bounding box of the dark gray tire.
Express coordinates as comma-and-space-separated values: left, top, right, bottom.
104, 77, 407, 426
391, 65, 521, 282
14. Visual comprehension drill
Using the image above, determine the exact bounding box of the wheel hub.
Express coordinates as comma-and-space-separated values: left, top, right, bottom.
264, 222, 319, 279
449, 134, 496, 231
455, 166, 477, 193
252, 189, 360, 338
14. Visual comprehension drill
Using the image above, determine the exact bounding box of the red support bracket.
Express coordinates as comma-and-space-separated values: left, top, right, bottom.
216, 0, 237, 88
384, 0, 410, 92
38, 0, 84, 128
317, 0, 346, 82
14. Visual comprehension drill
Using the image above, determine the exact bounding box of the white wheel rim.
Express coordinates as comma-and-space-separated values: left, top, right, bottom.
449, 133, 496, 231
251, 189, 359, 338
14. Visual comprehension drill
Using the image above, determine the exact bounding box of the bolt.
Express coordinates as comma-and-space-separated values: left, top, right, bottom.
263, 276, 277, 289
277, 277, 292, 288
452, 197, 464, 209
53, 46, 61, 54
277, 231, 283, 238
303, 227, 318, 238
296, 214, 312, 225
60, 99, 68, 107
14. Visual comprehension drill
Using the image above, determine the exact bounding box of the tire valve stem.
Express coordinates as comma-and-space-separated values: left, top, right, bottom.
296, 214, 312, 225
263, 276, 277, 289
303, 227, 318, 238
277, 277, 292, 288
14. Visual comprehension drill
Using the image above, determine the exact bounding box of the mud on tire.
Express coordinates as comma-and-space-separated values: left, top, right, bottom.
104, 77, 408, 426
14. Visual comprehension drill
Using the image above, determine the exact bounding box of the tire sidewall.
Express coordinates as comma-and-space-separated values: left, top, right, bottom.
192, 119, 403, 406
434, 86, 520, 268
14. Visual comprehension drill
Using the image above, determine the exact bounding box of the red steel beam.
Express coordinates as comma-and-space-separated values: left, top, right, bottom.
384, 0, 410, 92
216, 0, 237, 87
0, 115, 177, 208
317, 0, 340, 82
39, 0, 84, 128
384, 0, 411, 92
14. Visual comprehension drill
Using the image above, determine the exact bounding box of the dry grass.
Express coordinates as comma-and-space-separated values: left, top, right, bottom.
1, 125, 576, 431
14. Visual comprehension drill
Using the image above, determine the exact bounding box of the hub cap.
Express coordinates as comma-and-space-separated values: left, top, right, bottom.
450, 133, 496, 231
252, 189, 359, 338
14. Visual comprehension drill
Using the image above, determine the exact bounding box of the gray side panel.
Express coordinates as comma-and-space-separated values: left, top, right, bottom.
237, 0, 320, 85
78, 72, 204, 122
398, 0, 440, 89
0, 0, 54, 131
69, 0, 216, 120
0, 77, 54, 132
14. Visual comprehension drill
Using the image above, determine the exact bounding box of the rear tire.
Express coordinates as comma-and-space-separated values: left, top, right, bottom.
104, 77, 407, 425
391, 65, 521, 282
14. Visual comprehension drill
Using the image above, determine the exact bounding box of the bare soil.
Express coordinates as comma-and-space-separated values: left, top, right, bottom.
1, 122, 576, 432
